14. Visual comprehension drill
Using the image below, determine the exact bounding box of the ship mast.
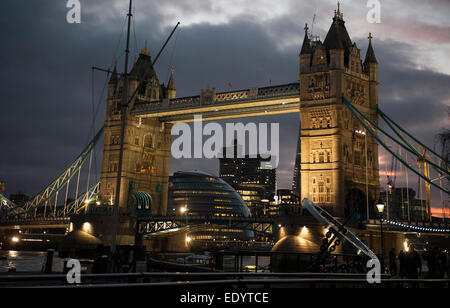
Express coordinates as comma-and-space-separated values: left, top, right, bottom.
110, 0, 133, 256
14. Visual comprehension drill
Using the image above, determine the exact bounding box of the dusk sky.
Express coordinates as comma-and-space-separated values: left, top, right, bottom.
1, 0, 449, 214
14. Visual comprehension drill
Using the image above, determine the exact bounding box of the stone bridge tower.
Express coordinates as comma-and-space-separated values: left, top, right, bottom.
299, 6, 380, 219
99, 44, 175, 216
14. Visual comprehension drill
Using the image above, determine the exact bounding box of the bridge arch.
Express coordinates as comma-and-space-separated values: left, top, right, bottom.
132, 192, 152, 211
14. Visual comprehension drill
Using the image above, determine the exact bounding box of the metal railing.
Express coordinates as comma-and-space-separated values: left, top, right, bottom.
0, 272, 447, 288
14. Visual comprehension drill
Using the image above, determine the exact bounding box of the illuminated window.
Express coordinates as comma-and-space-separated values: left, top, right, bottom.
111, 135, 120, 145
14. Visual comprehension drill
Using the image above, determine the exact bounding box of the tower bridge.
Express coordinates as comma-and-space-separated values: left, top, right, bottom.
99, 5, 381, 228
1, 4, 448, 253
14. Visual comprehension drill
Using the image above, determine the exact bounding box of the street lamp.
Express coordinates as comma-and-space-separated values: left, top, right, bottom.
376, 201, 385, 273
180, 206, 188, 224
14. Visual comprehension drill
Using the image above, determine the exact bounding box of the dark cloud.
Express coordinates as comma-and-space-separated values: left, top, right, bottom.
0, 0, 448, 208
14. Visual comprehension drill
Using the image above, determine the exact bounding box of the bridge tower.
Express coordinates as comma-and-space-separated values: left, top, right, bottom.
100, 44, 174, 218
299, 5, 380, 218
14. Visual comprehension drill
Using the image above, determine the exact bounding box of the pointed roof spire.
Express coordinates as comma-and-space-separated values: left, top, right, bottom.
334, 1, 343, 20
364, 32, 378, 64
300, 23, 312, 54
140, 40, 150, 56
168, 66, 175, 90
109, 59, 118, 84
324, 2, 351, 51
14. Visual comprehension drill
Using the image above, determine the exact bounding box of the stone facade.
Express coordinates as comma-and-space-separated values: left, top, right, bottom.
299, 8, 380, 218
99, 46, 175, 218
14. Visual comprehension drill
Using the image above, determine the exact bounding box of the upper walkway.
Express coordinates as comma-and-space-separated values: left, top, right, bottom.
132, 83, 300, 122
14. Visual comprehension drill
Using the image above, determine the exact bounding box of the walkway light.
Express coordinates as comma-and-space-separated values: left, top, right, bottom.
376, 202, 385, 214
376, 200, 385, 273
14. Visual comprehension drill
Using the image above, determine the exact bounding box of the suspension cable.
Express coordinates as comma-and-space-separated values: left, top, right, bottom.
343, 97, 450, 194
378, 108, 448, 163
349, 100, 449, 177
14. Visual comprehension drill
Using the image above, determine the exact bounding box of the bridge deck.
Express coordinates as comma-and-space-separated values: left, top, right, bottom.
132, 83, 300, 122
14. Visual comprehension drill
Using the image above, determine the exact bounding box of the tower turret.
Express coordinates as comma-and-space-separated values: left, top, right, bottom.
364, 33, 378, 81
364, 33, 378, 110
108, 60, 118, 98
167, 66, 176, 99
299, 23, 312, 74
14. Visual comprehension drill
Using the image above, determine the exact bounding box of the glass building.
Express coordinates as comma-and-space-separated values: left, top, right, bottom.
168, 171, 251, 217
167, 171, 253, 245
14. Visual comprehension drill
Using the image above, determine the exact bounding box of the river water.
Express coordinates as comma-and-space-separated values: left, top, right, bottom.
0, 250, 270, 273
0, 250, 64, 273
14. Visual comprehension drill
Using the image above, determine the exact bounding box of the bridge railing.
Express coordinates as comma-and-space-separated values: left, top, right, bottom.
138, 215, 273, 223
132, 83, 300, 115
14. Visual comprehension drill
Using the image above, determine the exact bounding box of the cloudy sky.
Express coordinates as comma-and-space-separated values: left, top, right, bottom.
1, 0, 449, 215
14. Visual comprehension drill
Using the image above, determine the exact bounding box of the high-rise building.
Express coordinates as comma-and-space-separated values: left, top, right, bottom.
292, 123, 301, 196
219, 140, 276, 216
219, 140, 276, 198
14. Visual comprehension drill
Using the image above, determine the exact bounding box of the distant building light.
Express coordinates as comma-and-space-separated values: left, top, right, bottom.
82, 222, 92, 233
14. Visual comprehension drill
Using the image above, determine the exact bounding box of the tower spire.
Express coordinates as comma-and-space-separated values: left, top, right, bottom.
300, 23, 312, 54
109, 60, 118, 84
167, 66, 176, 99
364, 32, 378, 64
141, 40, 150, 56
334, 1, 343, 20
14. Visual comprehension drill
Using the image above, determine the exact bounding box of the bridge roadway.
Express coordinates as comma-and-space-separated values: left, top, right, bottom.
1, 215, 448, 236
132, 83, 300, 122
0, 217, 70, 230
137, 215, 274, 237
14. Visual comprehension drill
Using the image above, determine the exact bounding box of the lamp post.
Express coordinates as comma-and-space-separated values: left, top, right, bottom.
376, 201, 385, 273
180, 206, 188, 225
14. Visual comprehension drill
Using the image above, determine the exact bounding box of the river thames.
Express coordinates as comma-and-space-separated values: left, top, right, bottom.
0, 250, 64, 273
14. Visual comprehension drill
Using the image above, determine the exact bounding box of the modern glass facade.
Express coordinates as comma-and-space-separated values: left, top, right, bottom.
219, 140, 276, 197
167, 171, 253, 245
168, 171, 251, 218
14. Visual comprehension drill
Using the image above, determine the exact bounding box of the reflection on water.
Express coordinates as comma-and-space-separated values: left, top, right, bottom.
0, 251, 269, 273
0, 250, 64, 273
223, 255, 270, 271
